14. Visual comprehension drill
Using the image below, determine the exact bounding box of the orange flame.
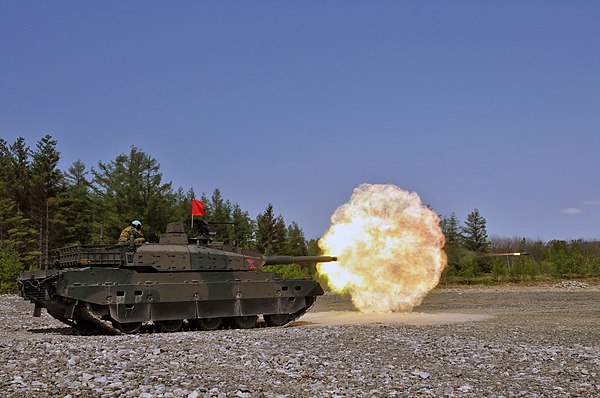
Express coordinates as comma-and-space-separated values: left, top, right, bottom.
318, 183, 447, 313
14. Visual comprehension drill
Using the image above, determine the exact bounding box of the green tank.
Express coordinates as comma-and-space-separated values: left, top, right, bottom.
18, 222, 336, 334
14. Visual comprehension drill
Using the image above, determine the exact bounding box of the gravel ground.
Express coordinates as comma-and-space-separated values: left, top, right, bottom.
1, 283, 599, 397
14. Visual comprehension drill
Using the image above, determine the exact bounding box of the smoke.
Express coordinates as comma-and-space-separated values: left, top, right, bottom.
318, 183, 447, 313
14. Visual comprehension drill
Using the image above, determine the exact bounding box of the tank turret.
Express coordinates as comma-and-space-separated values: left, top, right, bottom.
18, 222, 336, 334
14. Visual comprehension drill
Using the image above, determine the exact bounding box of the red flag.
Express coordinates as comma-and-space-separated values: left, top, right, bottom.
191, 199, 205, 216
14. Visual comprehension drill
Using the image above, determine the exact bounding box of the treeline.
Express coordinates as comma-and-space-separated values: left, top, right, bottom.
2, 135, 599, 292
439, 211, 600, 284
0, 135, 316, 291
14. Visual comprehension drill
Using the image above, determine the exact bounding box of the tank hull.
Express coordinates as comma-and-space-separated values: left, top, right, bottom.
18, 222, 334, 334
19, 268, 324, 333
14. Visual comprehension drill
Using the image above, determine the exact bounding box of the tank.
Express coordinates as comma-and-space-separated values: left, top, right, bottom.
18, 222, 336, 334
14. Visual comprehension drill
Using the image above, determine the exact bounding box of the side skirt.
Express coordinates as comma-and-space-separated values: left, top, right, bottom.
108, 296, 309, 323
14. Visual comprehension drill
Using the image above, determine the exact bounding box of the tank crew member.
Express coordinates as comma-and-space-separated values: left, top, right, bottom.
118, 220, 145, 244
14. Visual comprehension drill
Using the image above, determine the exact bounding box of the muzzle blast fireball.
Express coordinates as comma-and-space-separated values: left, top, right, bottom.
318, 183, 447, 313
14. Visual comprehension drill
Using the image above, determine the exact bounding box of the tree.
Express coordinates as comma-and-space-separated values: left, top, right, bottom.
0, 137, 32, 215
440, 213, 470, 274
262, 220, 310, 279
179, 187, 196, 230
30, 135, 64, 268
285, 222, 308, 256
0, 139, 11, 197
457, 252, 481, 277
0, 246, 22, 293
461, 209, 489, 253
255, 203, 286, 255
199, 192, 211, 215
307, 239, 321, 256
459, 209, 490, 273
273, 215, 286, 253
544, 240, 583, 278
441, 213, 461, 246
231, 203, 254, 248
207, 188, 233, 244
62, 160, 96, 244
0, 196, 39, 271
92, 146, 178, 240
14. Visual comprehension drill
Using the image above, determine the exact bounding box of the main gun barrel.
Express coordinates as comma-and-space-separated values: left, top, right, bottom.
263, 255, 338, 265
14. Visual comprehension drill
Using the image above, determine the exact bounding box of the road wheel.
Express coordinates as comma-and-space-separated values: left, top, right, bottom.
154, 319, 183, 333
190, 317, 222, 331
264, 314, 290, 327
233, 315, 258, 329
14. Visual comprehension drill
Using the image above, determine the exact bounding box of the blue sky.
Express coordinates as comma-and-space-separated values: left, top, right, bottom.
1, 1, 599, 241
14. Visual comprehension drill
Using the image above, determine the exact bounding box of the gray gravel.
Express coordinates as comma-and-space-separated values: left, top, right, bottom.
1, 285, 599, 397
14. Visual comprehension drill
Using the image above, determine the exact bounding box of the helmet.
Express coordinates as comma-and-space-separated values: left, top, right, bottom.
131, 220, 142, 229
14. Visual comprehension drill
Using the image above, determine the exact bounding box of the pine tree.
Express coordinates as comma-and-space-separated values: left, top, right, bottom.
285, 222, 308, 256
63, 160, 96, 244
30, 135, 64, 268
0, 137, 32, 215
208, 188, 233, 244
92, 146, 177, 240
441, 213, 461, 246
461, 209, 489, 253
0, 246, 22, 293
307, 239, 321, 256
273, 215, 286, 254
199, 192, 211, 215
231, 203, 254, 248
0, 195, 39, 271
171, 187, 196, 234
255, 203, 286, 255
0, 139, 10, 189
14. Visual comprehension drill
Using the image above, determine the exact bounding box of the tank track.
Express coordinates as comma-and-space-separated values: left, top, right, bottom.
286, 296, 316, 324
55, 298, 317, 335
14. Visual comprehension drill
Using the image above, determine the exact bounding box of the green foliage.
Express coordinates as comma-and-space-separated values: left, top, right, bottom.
262, 264, 310, 279
168, 187, 197, 237
440, 209, 600, 284
457, 252, 481, 277
255, 203, 286, 256
30, 135, 66, 268
207, 188, 234, 244
92, 146, 178, 240
461, 209, 489, 253
0, 246, 22, 293
62, 160, 96, 244
442, 238, 600, 284
543, 240, 586, 278
192, 189, 255, 248
231, 204, 254, 248
285, 222, 308, 256
0, 196, 39, 270
307, 239, 320, 256
3, 135, 598, 288
491, 255, 540, 280
0, 137, 32, 215
440, 213, 461, 246
2, 136, 316, 279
